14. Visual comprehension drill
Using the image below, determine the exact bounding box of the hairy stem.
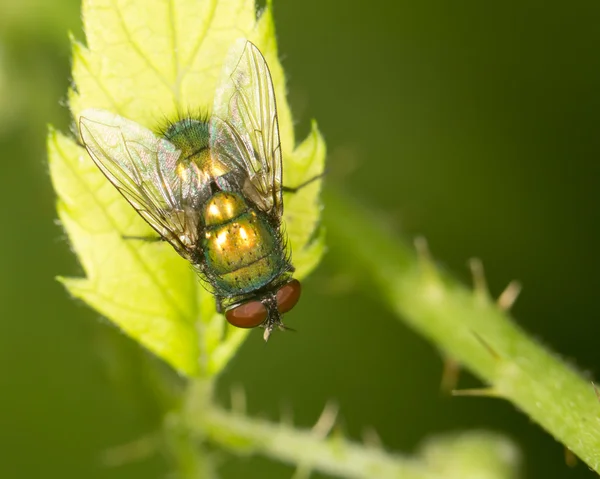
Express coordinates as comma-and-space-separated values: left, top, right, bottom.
183, 381, 519, 479
322, 187, 600, 473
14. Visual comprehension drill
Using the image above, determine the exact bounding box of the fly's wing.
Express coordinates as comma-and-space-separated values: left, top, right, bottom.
209, 39, 283, 220
79, 109, 203, 256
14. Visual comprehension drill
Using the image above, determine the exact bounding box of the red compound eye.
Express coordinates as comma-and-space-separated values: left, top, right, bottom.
225, 300, 268, 328
276, 279, 301, 314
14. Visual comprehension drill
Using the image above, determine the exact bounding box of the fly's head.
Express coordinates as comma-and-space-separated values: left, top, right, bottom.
224, 279, 302, 341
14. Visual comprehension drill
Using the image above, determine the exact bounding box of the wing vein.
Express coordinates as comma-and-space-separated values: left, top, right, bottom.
57, 140, 191, 322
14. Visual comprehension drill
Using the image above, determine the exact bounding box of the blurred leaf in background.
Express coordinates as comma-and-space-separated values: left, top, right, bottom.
1, 0, 600, 478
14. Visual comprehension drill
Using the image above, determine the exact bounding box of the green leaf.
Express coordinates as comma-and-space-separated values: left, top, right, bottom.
48, 0, 325, 377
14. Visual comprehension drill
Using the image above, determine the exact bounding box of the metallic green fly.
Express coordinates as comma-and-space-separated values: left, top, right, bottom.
79, 39, 307, 341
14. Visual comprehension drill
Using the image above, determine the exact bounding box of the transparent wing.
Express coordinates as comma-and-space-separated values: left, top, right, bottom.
210, 39, 283, 219
79, 109, 204, 256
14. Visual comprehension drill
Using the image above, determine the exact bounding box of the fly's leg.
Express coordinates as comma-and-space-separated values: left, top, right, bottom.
121, 235, 164, 242
215, 297, 225, 314
282, 171, 326, 194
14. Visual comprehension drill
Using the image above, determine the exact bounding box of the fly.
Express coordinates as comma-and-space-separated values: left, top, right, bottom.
79, 39, 310, 340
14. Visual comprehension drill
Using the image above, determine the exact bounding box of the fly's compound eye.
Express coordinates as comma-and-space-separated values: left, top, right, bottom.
276, 279, 302, 314
226, 301, 268, 328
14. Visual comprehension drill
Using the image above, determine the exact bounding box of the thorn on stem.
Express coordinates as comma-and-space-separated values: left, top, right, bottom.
497, 280, 522, 311
362, 426, 383, 448
472, 330, 502, 360
414, 236, 432, 262
280, 401, 294, 427
451, 387, 501, 398
468, 257, 490, 303
565, 447, 578, 468
290, 464, 313, 479
312, 401, 339, 439
440, 356, 461, 394
414, 236, 436, 270
415, 236, 441, 285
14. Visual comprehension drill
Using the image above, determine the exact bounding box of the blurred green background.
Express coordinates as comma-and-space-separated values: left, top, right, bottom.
1, 0, 600, 477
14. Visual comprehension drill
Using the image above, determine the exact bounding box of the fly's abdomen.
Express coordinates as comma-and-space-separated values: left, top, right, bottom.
202, 191, 286, 294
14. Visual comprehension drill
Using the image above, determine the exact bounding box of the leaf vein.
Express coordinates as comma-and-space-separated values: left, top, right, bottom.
167, 0, 180, 104
76, 48, 122, 113
110, 0, 177, 103
179, 0, 218, 81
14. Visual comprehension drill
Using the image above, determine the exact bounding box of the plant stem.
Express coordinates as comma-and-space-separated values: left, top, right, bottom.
163, 411, 218, 479
183, 382, 519, 479
322, 187, 600, 473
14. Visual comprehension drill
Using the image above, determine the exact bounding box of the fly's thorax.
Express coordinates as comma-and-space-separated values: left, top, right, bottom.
163, 118, 209, 159
164, 118, 229, 179
201, 191, 289, 295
